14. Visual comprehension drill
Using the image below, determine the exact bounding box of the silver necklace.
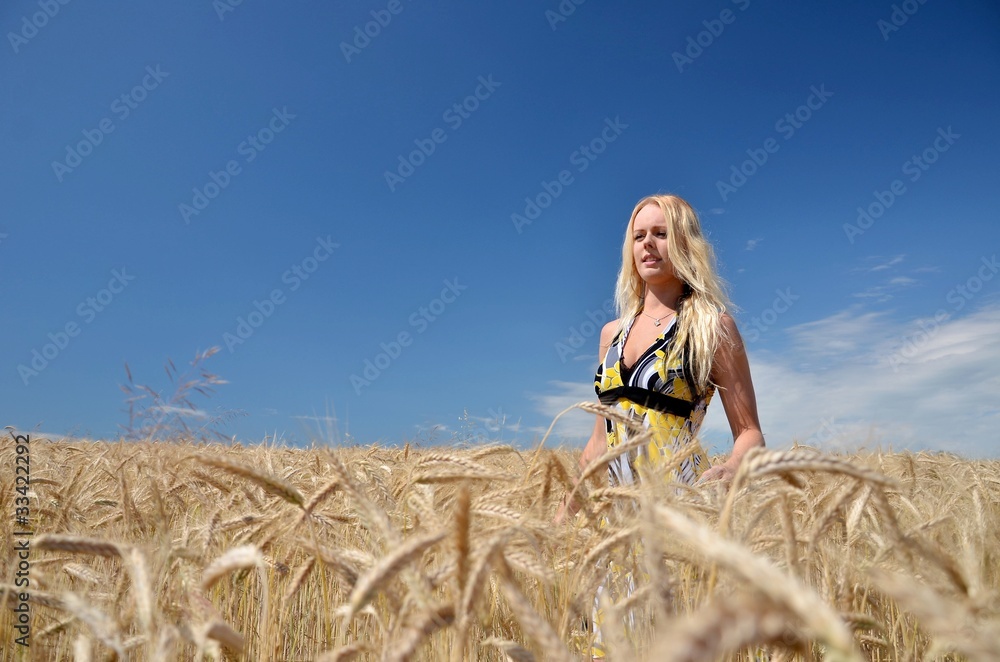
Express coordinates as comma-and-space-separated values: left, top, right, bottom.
642, 310, 675, 327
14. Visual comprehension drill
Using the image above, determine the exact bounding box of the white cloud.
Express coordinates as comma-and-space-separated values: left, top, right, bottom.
867, 254, 905, 272
529, 304, 1000, 458
149, 405, 209, 419
524, 380, 601, 445
851, 272, 917, 302
745, 238, 762, 251
703, 303, 1000, 457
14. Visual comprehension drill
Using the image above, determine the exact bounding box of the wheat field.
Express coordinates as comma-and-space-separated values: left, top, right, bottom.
3, 407, 999, 661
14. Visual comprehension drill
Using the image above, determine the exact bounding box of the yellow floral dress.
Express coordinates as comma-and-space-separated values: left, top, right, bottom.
593, 312, 714, 486
587, 311, 715, 657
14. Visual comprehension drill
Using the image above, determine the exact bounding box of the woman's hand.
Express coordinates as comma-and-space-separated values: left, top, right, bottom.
553, 492, 579, 524
697, 459, 739, 485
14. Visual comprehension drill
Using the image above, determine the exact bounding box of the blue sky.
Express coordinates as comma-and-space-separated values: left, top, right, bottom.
3, 0, 999, 457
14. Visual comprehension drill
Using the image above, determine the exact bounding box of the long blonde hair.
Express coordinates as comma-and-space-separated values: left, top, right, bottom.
613, 194, 732, 394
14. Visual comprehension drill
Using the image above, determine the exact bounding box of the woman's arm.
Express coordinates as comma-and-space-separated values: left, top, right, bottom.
699, 313, 765, 483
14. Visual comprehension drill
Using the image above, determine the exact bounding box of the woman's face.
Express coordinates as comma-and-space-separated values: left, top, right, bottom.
632, 204, 678, 285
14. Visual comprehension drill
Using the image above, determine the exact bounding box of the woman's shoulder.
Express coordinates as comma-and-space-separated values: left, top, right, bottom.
598, 319, 621, 349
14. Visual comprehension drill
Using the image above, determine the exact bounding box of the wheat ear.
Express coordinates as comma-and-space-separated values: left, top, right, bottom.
35, 534, 122, 558
495, 555, 576, 662
196, 455, 305, 507
481, 637, 536, 662
654, 504, 862, 662
345, 530, 446, 619
383, 602, 456, 662
646, 594, 792, 662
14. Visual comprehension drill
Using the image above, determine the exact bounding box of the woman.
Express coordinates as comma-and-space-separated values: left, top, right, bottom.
557, 193, 765, 657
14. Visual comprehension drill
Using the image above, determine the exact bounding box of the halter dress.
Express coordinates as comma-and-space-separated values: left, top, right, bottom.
593, 310, 714, 486
587, 310, 716, 658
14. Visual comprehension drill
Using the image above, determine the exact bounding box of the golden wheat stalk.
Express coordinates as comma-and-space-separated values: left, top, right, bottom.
327, 451, 398, 546
868, 567, 998, 660
412, 468, 511, 483
201, 545, 264, 591
196, 455, 305, 508
503, 547, 556, 584
62, 591, 125, 658
123, 546, 154, 636
494, 555, 575, 662
520, 400, 646, 488
415, 452, 499, 473
35, 534, 123, 558
470, 444, 522, 462
481, 637, 536, 662
149, 625, 179, 662
298, 476, 341, 524
73, 633, 92, 662
454, 484, 471, 600
582, 525, 640, 569
204, 620, 245, 652
345, 530, 446, 619
744, 447, 897, 486
383, 602, 456, 662
719, 447, 896, 547
283, 556, 316, 605
646, 594, 792, 662
653, 504, 862, 661
315, 643, 367, 661
62, 563, 102, 585
315, 544, 374, 588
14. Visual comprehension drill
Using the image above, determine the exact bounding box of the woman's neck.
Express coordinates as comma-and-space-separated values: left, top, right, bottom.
642, 281, 685, 316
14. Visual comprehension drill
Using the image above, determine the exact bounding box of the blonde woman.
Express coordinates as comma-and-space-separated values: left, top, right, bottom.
556, 193, 765, 657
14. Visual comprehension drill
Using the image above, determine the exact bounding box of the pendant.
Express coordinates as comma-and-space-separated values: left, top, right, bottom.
654, 319, 660, 326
